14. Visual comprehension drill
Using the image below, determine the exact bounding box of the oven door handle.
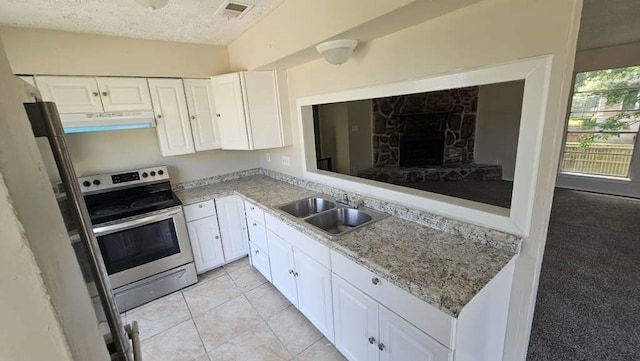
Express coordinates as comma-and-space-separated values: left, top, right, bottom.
93, 207, 183, 236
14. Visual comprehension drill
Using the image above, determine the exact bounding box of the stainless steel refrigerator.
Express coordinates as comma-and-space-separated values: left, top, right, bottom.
24, 100, 141, 361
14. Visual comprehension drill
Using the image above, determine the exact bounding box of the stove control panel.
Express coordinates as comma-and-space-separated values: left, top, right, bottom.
79, 166, 170, 193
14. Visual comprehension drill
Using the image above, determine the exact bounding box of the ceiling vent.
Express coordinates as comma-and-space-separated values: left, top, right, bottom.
215, 1, 253, 19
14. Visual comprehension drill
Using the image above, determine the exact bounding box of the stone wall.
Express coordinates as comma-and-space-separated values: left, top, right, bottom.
372, 87, 479, 166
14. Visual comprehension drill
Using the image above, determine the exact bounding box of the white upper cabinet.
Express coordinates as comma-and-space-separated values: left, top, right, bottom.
96, 77, 152, 111
35, 76, 153, 114
35, 76, 103, 113
211, 70, 292, 150
211, 73, 250, 149
148, 78, 195, 157
183, 79, 221, 151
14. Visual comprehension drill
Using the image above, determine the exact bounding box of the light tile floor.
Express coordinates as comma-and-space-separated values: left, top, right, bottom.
123, 257, 346, 361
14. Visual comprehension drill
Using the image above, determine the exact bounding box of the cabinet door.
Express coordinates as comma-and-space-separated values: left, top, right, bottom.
35, 76, 103, 113
294, 250, 334, 342
247, 217, 268, 251
215, 195, 249, 261
148, 79, 195, 157
242, 71, 284, 149
332, 275, 379, 361
96, 77, 152, 111
267, 231, 298, 305
249, 242, 271, 282
187, 216, 225, 273
211, 73, 251, 150
183, 79, 221, 151
378, 306, 451, 361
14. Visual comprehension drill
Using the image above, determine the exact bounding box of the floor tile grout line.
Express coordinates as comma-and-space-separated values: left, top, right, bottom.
180, 289, 209, 356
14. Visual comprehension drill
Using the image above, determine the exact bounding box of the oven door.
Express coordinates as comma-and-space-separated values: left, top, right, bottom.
93, 206, 193, 289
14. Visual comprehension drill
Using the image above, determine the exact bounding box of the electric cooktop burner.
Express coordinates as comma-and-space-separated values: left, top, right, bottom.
80, 166, 182, 225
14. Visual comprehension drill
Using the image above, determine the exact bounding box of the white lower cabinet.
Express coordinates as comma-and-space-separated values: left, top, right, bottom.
378, 307, 451, 361
267, 231, 298, 304
294, 250, 334, 339
187, 216, 225, 272
215, 195, 249, 261
249, 242, 271, 281
333, 275, 379, 361
266, 228, 335, 342
185, 197, 249, 273
333, 274, 451, 361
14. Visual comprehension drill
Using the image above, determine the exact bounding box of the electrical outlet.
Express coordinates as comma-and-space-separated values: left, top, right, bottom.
281, 155, 290, 166
351, 125, 359, 132
265, 153, 271, 162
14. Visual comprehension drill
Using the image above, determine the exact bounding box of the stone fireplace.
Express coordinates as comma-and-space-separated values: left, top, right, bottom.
372, 87, 479, 166
359, 87, 503, 182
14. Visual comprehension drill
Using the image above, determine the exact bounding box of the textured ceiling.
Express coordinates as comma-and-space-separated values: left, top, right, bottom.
578, 0, 640, 50
0, 0, 283, 45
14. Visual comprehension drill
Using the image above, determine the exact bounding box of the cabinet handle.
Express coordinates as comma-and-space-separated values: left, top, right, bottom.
250, 207, 255, 210
368, 337, 376, 345
378, 343, 385, 351
371, 277, 380, 285
294, 271, 299, 277
101, 91, 108, 96
252, 222, 257, 226
157, 114, 162, 118
254, 249, 259, 254
289, 269, 294, 275
215, 236, 220, 239
216, 114, 221, 118
92, 92, 99, 97
191, 115, 196, 119
198, 204, 203, 208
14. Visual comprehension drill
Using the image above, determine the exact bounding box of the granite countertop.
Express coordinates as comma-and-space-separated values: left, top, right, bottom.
175, 175, 516, 317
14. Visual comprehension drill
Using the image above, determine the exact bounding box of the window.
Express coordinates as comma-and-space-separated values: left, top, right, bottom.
561, 66, 640, 178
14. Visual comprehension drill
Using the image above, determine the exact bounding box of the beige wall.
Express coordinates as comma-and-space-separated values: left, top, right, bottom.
0, 39, 108, 361
475, 80, 525, 181
249, 0, 582, 359
227, 0, 413, 70
0, 26, 229, 77
64, 128, 260, 183
0, 26, 260, 183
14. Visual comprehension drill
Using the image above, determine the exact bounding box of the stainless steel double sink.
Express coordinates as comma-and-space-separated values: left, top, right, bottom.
277, 196, 388, 237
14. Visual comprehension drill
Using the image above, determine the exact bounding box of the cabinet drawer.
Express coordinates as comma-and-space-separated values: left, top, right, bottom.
244, 200, 265, 224
247, 218, 268, 252
183, 200, 216, 222
331, 250, 455, 349
250, 242, 271, 282
265, 213, 330, 268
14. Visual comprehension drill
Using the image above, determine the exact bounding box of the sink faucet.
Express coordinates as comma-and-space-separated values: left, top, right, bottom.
337, 193, 361, 209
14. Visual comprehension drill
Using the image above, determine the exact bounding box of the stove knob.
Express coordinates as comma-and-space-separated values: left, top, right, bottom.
150, 171, 156, 176
157, 169, 164, 176
82, 181, 91, 187
93, 179, 101, 186
142, 172, 148, 178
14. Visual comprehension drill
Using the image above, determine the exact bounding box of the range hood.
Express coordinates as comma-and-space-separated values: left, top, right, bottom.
60, 111, 156, 134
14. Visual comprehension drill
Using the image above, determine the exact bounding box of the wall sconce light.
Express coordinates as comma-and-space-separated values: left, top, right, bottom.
316, 39, 359, 65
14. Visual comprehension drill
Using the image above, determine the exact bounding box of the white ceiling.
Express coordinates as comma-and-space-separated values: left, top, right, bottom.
0, 0, 283, 45
578, 0, 640, 50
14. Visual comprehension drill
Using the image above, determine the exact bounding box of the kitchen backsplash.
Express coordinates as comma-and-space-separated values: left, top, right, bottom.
174, 168, 521, 253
